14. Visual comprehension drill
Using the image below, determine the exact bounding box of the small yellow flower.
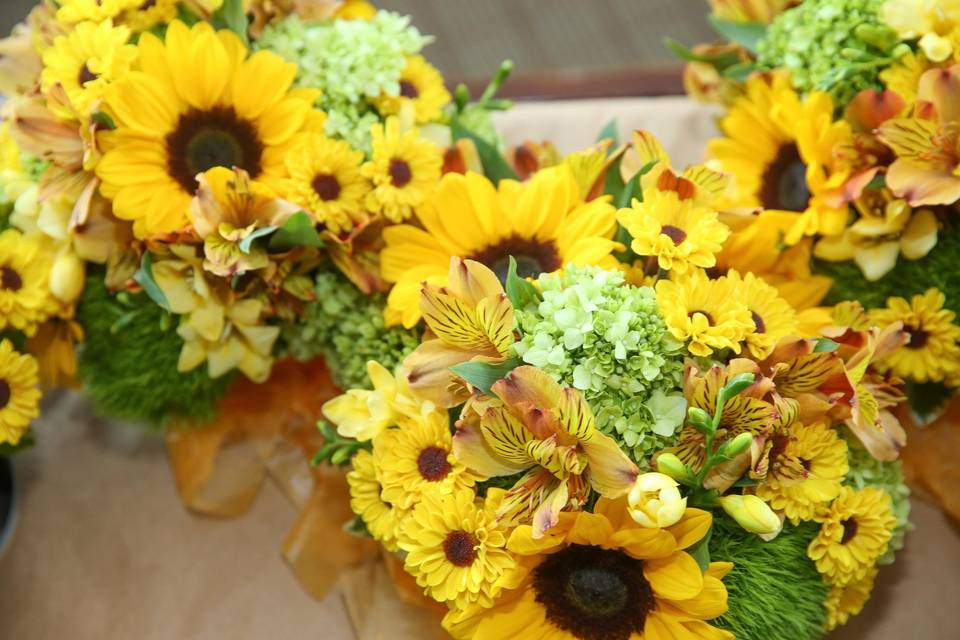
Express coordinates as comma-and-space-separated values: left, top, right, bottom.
0, 339, 41, 446
880, 50, 932, 105
725, 269, 798, 359
824, 566, 877, 630
0, 228, 57, 336
119, 0, 178, 32
627, 472, 687, 528
374, 54, 451, 124
361, 116, 442, 223
347, 448, 406, 552
882, 0, 960, 62
55, 0, 134, 24
719, 494, 782, 535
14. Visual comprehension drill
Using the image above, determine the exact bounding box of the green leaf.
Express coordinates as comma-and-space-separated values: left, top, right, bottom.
615, 159, 658, 209
866, 172, 886, 190
312, 420, 370, 467
603, 154, 626, 197
344, 515, 372, 538
664, 38, 742, 69
688, 526, 713, 572
451, 118, 518, 183
268, 212, 324, 252
133, 251, 170, 312
812, 338, 839, 353
707, 16, 767, 54
505, 256, 541, 310
450, 357, 522, 397
906, 380, 952, 425
91, 111, 116, 130
211, 0, 249, 46
722, 62, 757, 82
595, 118, 619, 149
238, 225, 278, 253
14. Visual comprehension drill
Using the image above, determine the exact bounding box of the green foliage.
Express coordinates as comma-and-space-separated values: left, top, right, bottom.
451, 118, 518, 183
450, 358, 522, 397
708, 16, 767, 54
268, 211, 323, 251
0, 428, 34, 456
709, 515, 828, 640
314, 422, 371, 466
76, 275, 234, 428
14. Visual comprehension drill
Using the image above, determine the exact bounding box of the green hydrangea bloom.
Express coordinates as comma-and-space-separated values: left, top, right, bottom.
842, 431, 911, 562
280, 267, 420, 390
511, 266, 686, 466
757, 0, 902, 106
256, 11, 432, 151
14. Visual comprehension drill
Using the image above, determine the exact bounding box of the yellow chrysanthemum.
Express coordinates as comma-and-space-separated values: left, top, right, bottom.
398, 487, 515, 609
381, 164, 620, 327
373, 54, 451, 124
756, 422, 849, 524
444, 499, 733, 640
56, 0, 134, 24
283, 133, 369, 233
617, 187, 730, 275
0, 228, 57, 336
0, 339, 41, 446
347, 448, 406, 552
879, 50, 932, 104
119, 0, 179, 32
373, 411, 479, 510
808, 486, 896, 586
655, 269, 753, 357
726, 269, 798, 358
41, 19, 137, 117
361, 116, 441, 223
868, 288, 960, 383
27, 313, 84, 389
96, 20, 325, 238
824, 566, 876, 631
708, 72, 854, 244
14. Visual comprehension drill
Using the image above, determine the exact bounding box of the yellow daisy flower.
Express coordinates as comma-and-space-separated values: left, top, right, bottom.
373, 54, 451, 124
41, 19, 137, 118
55, 0, 134, 24
283, 133, 369, 233
347, 448, 406, 552
398, 487, 515, 609
824, 566, 877, 631
808, 486, 896, 586
373, 411, 479, 510
725, 269, 798, 359
119, 0, 179, 33
0, 339, 41, 446
617, 186, 730, 275
361, 116, 441, 224
879, 50, 931, 105
96, 20, 326, 238
868, 288, 960, 383
27, 313, 84, 389
756, 422, 849, 524
444, 499, 733, 640
655, 270, 753, 357
0, 228, 57, 336
707, 72, 854, 244
381, 165, 620, 327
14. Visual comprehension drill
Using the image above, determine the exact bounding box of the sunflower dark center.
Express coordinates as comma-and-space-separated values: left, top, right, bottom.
443, 530, 477, 567
688, 309, 714, 325
0, 266, 23, 291
751, 310, 766, 334
0, 380, 10, 410
417, 446, 452, 482
140, 0, 157, 9
470, 235, 561, 284
660, 224, 687, 245
312, 174, 341, 201
840, 518, 858, 544
399, 80, 419, 98
799, 457, 812, 471
905, 324, 929, 349
532, 544, 653, 640
388, 158, 412, 187
78, 63, 98, 85
759, 142, 809, 212
166, 106, 263, 192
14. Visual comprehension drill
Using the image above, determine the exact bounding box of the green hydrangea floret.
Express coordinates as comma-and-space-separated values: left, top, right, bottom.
280, 267, 420, 390
511, 265, 686, 466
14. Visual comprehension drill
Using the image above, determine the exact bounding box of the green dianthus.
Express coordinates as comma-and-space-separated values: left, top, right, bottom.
511, 266, 686, 466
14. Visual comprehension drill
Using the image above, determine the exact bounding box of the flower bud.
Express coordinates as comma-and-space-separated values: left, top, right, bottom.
655, 453, 689, 482
719, 494, 781, 535
720, 432, 753, 459
627, 472, 687, 529
50, 249, 85, 303
687, 406, 713, 433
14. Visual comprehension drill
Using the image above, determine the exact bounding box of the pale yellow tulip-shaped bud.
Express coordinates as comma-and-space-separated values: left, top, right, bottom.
627, 472, 687, 529
719, 494, 781, 535
50, 249, 85, 303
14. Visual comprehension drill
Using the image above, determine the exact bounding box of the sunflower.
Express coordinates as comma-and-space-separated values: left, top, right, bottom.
0, 229, 56, 336
0, 339, 41, 446
868, 288, 960, 383
398, 487, 515, 609
655, 269, 753, 357
381, 165, 620, 327
282, 133, 369, 233
119, 0, 178, 33
824, 566, 877, 631
55, 0, 133, 24
373, 54, 451, 124
443, 498, 733, 640
96, 20, 326, 238
361, 116, 442, 224
41, 19, 137, 117
374, 411, 480, 510
617, 187, 730, 275
725, 269, 798, 359
808, 486, 896, 586
347, 448, 406, 552
756, 422, 849, 524
707, 72, 854, 244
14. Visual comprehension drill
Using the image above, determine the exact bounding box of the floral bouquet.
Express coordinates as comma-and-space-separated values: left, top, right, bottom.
678, 0, 960, 520
320, 126, 915, 639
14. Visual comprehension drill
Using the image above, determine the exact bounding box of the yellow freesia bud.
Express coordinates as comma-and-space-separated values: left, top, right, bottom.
655, 453, 688, 481
49, 249, 85, 303
627, 472, 687, 528
719, 494, 781, 535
